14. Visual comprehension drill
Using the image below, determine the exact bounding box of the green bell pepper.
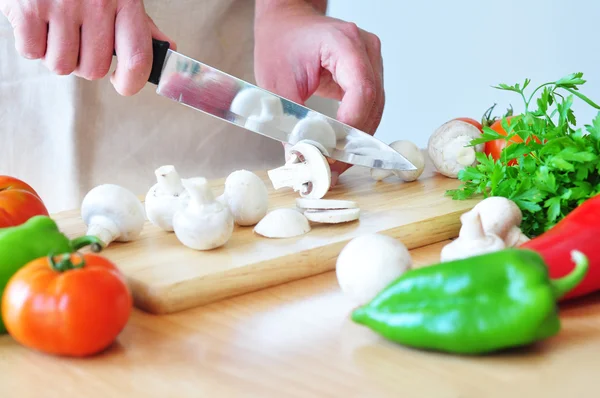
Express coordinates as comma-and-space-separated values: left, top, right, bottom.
351, 248, 588, 355
0, 215, 103, 333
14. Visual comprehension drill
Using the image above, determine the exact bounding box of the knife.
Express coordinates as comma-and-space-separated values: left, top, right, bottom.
114, 39, 416, 171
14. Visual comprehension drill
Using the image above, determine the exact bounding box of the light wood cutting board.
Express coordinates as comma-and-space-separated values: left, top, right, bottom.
52, 154, 480, 315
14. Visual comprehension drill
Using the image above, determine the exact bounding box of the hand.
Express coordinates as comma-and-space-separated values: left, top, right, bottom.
254, 2, 385, 185
0, 0, 176, 96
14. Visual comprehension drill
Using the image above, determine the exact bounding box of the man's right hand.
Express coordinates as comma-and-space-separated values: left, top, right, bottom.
0, 0, 176, 96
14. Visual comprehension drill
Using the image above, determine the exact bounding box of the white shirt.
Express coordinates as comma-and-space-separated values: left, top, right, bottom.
0, 0, 337, 212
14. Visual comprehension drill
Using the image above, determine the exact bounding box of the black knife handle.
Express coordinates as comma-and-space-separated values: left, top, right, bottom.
112, 38, 170, 85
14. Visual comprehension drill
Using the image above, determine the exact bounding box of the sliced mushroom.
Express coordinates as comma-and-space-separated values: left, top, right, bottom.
253, 208, 311, 238
304, 208, 360, 224
267, 141, 331, 199
288, 114, 337, 155
296, 198, 358, 210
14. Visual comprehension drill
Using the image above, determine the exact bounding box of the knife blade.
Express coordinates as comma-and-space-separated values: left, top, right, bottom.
119, 39, 416, 171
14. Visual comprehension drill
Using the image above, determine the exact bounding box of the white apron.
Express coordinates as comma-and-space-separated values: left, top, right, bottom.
0, 0, 337, 213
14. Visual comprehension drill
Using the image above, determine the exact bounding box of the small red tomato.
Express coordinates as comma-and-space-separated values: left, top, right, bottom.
2, 252, 133, 357
454, 117, 483, 132
484, 116, 541, 165
0, 176, 49, 228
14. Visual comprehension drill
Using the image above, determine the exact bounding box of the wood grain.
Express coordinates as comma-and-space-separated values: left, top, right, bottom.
52, 156, 480, 314
1, 240, 598, 398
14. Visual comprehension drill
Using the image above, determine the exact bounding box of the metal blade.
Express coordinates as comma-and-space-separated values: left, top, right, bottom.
155, 50, 416, 171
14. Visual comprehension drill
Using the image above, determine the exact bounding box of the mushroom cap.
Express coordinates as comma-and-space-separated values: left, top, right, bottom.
253, 208, 311, 238
81, 184, 146, 241
336, 234, 412, 306
289, 115, 337, 154
388, 140, 426, 182
144, 183, 190, 231
173, 204, 234, 250
223, 170, 269, 226
427, 120, 484, 178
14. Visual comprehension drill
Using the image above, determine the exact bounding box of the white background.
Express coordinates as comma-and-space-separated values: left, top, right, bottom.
326, 0, 600, 148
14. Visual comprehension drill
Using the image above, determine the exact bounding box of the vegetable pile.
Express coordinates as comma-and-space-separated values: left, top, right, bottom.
445, 72, 600, 238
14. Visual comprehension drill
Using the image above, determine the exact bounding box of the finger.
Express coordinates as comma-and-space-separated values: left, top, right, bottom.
10, 13, 48, 59
74, 8, 114, 80
43, 16, 81, 75
147, 15, 177, 51
323, 25, 377, 132
359, 30, 385, 135
111, 2, 153, 96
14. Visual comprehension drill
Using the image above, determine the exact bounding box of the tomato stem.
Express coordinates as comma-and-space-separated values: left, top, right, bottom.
70, 235, 104, 253
49, 253, 86, 272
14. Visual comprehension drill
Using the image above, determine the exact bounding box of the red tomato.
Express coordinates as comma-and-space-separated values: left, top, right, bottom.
0, 176, 49, 228
454, 117, 483, 132
2, 252, 133, 357
484, 117, 541, 166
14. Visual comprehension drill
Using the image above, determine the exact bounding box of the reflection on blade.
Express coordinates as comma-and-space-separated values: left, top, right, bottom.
155, 50, 416, 171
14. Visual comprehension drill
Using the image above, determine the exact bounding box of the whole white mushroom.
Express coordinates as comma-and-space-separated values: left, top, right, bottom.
218, 169, 269, 227
336, 234, 413, 306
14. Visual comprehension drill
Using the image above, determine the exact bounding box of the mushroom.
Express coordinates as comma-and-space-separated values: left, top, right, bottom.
439, 210, 506, 262
253, 208, 311, 238
217, 169, 269, 227
304, 208, 360, 224
467, 196, 530, 246
427, 120, 485, 178
144, 165, 190, 232
370, 140, 426, 182
295, 198, 358, 210
288, 114, 337, 155
172, 177, 234, 250
81, 184, 146, 248
336, 234, 413, 306
230, 87, 283, 120
267, 141, 331, 199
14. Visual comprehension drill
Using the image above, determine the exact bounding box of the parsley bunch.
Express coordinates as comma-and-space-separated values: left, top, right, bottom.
446, 72, 600, 238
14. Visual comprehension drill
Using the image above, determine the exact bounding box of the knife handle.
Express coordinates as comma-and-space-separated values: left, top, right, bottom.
112, 38, 171, 85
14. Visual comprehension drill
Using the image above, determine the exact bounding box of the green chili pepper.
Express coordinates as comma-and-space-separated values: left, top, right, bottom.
0, 215, 104, 333
351, 248, 589, 355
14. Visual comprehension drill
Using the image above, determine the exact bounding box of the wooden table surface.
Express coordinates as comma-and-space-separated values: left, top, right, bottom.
2, 237, 599, 397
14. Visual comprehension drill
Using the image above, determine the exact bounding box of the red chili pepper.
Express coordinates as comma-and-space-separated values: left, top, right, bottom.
520, 195, 600, 301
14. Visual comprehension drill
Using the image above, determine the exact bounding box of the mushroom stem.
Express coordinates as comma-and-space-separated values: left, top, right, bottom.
456, 146, 477, 166
155, 165, 184, 196
458, 211, 485, 240
85, 215, 120, 247
183, 178, 216, 208
267, 159, 312, 192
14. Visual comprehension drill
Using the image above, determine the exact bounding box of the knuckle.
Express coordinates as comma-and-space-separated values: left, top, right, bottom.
338, 21, 362, 42
47, 58, 76, 75
88, 0, 113, 9
368, 33, 382, 53
126, 51, 152, 75
361, 80, 377, 105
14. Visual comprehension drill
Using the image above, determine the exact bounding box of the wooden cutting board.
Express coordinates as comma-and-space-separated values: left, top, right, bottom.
53, 154, 480, 315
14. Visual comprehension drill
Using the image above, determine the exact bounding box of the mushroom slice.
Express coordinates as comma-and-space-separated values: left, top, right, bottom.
295, 198, 358, 210
304, 208, 360, 224
253, 208, 311, 238
81, 184, 146, 248
267, 141, 331, 199
440, 210, 506, 262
